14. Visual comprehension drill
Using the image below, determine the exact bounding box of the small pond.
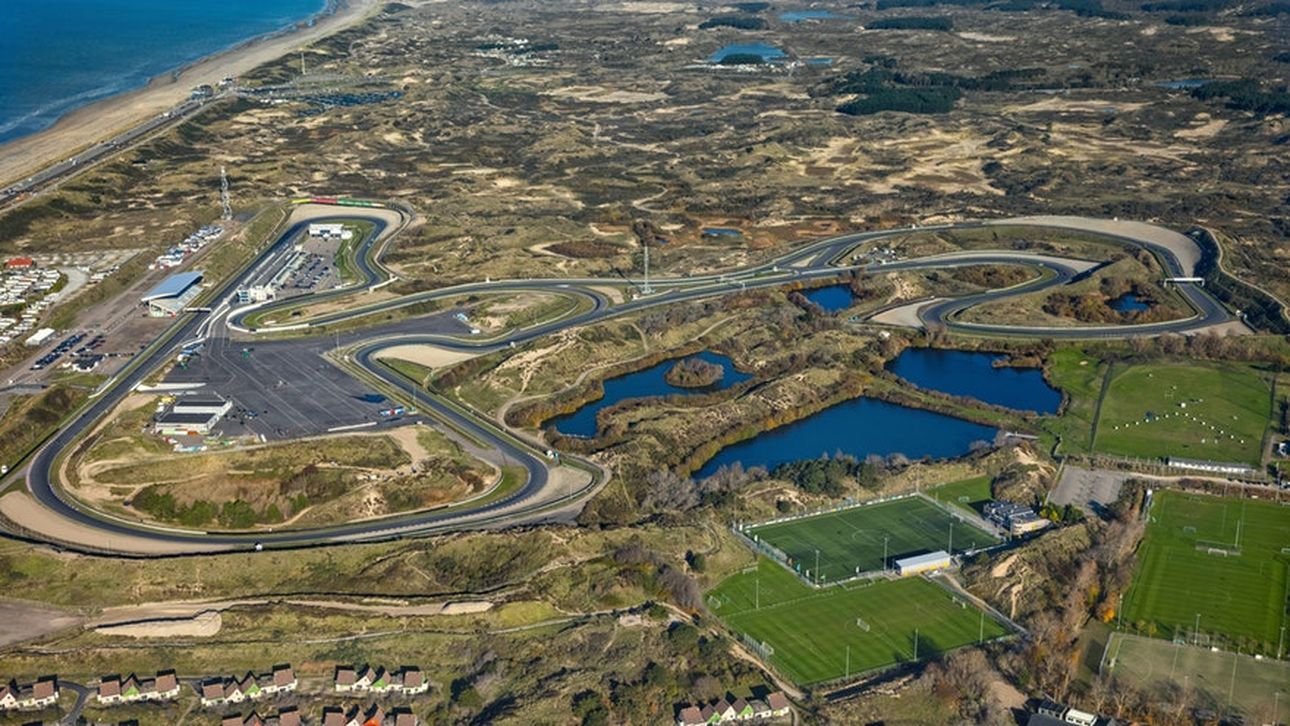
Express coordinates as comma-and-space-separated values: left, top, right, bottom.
780, 9, 846, 21
551, 351, 750, 438
802, 284, 854, 312
1154, 78, 1213, 90
702, 227, 744, 238
1109, 293, 1151, 313
887, 348, 1062, 414
695, 397, 997, 478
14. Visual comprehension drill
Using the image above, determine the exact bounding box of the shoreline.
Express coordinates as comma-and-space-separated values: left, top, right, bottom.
0, 0, 380, 188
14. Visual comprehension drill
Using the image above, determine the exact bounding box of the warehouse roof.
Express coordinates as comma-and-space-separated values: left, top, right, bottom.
156, 411, 219, 425
894, 551, 951, 569
141, 272, 203, 302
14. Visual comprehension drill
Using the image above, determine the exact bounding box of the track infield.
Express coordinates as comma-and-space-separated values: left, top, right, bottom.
1121, 490, 1290, 653
709, 558, 1009, 685
1093, 362, 1270, 466
744, 496, 999, 583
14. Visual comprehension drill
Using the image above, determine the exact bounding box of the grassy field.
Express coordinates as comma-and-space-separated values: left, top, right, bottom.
709, 558, 1008, 684
1103, 632, 1289, 718
1120, 491, 1289, 653
925, 475, 993, 516
744, 496, 999, 583
1043, 347, 1106, 454
1093, 362, 1271, 465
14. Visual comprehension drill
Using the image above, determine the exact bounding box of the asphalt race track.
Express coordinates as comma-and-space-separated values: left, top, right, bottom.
11, 208, 1234, 554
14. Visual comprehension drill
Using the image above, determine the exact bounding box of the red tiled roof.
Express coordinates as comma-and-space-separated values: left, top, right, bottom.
155, 670, 178, 692
98, 676, 121, 697
273, 665, 295, 687
767, 691, 790, 710
32, 678, 57, 699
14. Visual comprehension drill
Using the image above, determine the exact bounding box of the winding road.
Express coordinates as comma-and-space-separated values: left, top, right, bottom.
5, 205, 1234, 555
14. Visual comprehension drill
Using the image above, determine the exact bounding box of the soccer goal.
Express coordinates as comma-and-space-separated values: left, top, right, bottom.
856, 617, 871, 632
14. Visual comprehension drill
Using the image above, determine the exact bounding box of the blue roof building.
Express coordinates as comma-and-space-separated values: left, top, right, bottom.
141, 271, 203, 316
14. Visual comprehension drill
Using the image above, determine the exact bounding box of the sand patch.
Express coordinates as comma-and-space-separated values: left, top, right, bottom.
1174, 115, 1227, 140
96, 610, 223, 638
440, 601, 494, 615
546, 86, 669, 104
0, 491, 229, 555
956, 32, 1015, 42
991, 553, 1019, 578
376, 344, 479, 370
597, 1, 694, 12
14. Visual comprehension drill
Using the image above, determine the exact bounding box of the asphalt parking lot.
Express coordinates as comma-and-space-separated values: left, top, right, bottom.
165, 310, 469, 440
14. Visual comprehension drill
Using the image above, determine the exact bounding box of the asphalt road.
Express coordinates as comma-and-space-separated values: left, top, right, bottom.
14, 212, 1233, 554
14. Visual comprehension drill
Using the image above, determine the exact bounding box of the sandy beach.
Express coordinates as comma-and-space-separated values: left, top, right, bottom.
0, 0, 381, 187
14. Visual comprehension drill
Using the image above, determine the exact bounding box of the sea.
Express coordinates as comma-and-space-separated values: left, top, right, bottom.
0, 0, 327, 145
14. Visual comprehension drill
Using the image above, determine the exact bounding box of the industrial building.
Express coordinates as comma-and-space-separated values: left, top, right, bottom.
153, 393, 231, 436
141, 271, 203, 317
308, 223, 353, 241
236, 285, 276, 304
173, 394, 233, 418
894, 550, 951, 576
984, 501, 1051, 536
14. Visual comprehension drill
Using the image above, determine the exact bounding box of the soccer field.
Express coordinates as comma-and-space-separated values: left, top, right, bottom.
1103, 632, 1290, 717
1094, 363, 1270, 465
709, 559, 1010, 685
745, 496, 999, 583
1121, 491, 1290, 653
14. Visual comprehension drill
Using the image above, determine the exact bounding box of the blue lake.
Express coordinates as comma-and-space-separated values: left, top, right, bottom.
695, 397, 997, 478
1154, 78, 1213, 90
0, 0, 326, 144
709, 43, 786, 63
888, 348, 1061, 414
702, 227, 744, 238
780, 10, 846, 21
803, 284, 854, 312
552, 352, 751, 438
1110, 293, 1150, 312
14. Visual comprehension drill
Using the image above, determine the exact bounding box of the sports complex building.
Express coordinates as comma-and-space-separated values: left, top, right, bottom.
141, 271, 203, 317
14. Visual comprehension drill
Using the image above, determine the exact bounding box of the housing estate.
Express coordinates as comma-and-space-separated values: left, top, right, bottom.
96, 670, 180, 705
333, 665, 426, 695
676, 691, 791, 725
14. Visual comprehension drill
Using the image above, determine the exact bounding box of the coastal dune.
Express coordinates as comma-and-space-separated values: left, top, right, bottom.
0, 0, 380, 187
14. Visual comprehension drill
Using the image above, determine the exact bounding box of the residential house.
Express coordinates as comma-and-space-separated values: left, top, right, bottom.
271, 705, 302, 726
99, 671, 180, 705
0, 681, 17, 710
396, 667, 428, 695
17, 677, 59, 709
365, 667, 391, 694
389, 707, 419, 726
766, 692, 791, 717
97, 676, 123, 705
239, 673, 265, 701
266, 664, 298, 695
223, 713, 266, 726
334, 666, 358, 693
153, 671, 181, 700
730, 697, 754, 720
677, 705, 705, 726
322, 706, 348, 726
201, 679, 228, 707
